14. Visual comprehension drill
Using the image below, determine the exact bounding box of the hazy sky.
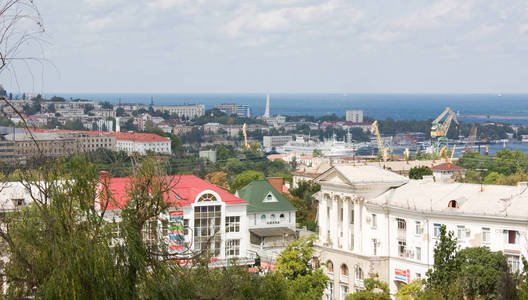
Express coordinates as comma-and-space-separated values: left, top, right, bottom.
2, 0, 528, 94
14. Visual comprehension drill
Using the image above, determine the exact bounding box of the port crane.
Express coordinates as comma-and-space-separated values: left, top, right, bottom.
431, 107, 459, 153
371, 120, 389, 161
464, 124, 478, 152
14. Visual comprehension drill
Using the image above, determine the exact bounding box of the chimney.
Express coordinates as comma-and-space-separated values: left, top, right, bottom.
517, 181, 528, 195
267, 177, 284, 192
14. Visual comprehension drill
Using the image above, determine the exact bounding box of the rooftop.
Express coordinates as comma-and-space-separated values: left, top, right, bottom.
100, 174, 246, 210
236, 180, 296, 213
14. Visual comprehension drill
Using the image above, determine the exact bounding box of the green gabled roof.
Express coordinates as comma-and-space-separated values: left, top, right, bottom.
236, 180, 297, 213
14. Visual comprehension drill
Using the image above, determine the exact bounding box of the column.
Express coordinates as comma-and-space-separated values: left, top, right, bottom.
330, 198, 339, 248
354, 201, 361, 253
343, 200, 350, 251
319, 197, 328, 244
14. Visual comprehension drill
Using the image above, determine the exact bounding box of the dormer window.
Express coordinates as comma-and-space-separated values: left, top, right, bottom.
263, 192, 278, 203
448, 200, 459, 208
198, 193, 217, 202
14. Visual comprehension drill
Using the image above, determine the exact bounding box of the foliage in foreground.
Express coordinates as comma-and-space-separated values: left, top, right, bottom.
0, 156, 327, 299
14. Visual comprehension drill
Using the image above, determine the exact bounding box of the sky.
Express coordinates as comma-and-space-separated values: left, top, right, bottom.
2, 0, 528, 94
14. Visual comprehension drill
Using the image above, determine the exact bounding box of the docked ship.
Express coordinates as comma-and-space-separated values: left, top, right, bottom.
277, 133, 367, 158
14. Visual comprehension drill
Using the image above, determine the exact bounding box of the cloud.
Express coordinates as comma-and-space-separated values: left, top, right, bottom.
396, 0, 475, 30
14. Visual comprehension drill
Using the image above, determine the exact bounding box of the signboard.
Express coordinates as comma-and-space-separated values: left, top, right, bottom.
168, 208, 185, 251
394, 268, 411, 283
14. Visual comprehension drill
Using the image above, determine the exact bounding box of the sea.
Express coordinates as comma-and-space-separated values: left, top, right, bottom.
47, 93, 528, 155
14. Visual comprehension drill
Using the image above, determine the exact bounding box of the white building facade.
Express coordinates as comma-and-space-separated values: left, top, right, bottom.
315, 165, 528, 299
153, 104, 205, 119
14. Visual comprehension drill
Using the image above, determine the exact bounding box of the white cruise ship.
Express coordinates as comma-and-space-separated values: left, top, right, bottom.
277, 134, 362, 157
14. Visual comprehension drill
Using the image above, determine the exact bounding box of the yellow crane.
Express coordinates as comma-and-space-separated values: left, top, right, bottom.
439, 145, 451, 164
431, 107, 459, 153
242, 123, 249, 150
371, 121, 388, 161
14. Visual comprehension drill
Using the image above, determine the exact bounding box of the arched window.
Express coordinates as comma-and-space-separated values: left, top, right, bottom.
198, 193, 217, 202
448, 200, 459, 208
279, 213, 285, 220
266, 194, 273, 201
341, 264, 349, 276
261, 215, 266, 220
271, 214, 276, 220
326, 260, 334, 273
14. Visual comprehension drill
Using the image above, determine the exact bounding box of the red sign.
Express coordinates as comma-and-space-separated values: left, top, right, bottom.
394, 268, 411, 283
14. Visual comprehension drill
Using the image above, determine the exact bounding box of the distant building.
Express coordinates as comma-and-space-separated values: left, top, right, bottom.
236, 104, 251, 118
173, 124, 194, 135
216, 104, 238, 116
94, 109, 116, 118
345, 110, 363, 123
263, 135, 292, 149
152, 104, 205, 119
263, 93, 270, 118
113, 132, 171, 155
199, 149, 217, 163
431, 163, 466, 183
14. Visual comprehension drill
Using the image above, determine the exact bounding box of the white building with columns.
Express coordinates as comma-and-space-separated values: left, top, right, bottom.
315, 165, 528, 299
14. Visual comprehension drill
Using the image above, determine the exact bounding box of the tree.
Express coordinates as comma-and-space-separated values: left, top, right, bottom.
205, 171, 229, 190
346, 276, 391, 300
395, 279, 424, 300
83, 104, 95, 114
425, 225, 459, 298
455, 247, 509, 299
409, 166, 433, 180
116, 107, 126, 117
99, 101, 113, 109
312, 149, 323, 157
276, 236, 329, 300
230, 170, 264, 192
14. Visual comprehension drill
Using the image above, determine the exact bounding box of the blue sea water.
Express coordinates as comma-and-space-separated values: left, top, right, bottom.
49, 93, 528, 124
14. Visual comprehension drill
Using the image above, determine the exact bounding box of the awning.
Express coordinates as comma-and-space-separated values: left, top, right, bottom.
250, 227, 295, 237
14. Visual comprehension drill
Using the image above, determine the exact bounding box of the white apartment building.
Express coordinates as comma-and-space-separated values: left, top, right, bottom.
114, 132, 171, 155
152, 104, 205, 119
315, 165, 528, 299
263, 135, 293, 149
345, 110, 363, 123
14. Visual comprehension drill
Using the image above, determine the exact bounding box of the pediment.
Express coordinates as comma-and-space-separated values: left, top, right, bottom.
316, 169, 351, 186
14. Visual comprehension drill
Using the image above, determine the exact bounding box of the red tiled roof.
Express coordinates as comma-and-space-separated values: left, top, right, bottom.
99, 174, 246, 210
29, 128, 169, 142
432, 163, 466, 171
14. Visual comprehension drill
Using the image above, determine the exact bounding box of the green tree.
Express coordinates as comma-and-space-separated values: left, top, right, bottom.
276, 236, 329, 300
409, 166, 433, 180
313, 149, 323, 157
425, 225, 459, 299
346, 276, 391, 300
230, 170, 264, 192
455, 247, 509, 299
395, 279, 424, 300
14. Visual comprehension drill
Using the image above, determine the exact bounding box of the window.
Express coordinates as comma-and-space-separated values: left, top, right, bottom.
398, 241, 407, 258
448, 200, 459, 208
225, 239, 240, 257
416, 273, 422, 279
261, 214, 266, 221
482, 227, 490, 243
507, 255, 520, 273
355, 266, 363, 279
504, 230, 519, 245
270, 214, 276, 220
326, 260, 334, 273
350, 210, 354, 224
415, 221, 423, 235
341, 264, 349, 276
434, 224, 441, 238
416, 247, 422, 261
397, 218, 406, 231
457, 225, 466, 240
194, 205, 221, 255
372, 214, 377, 229
339, 208, 343, 222
225, 216, 240, 233
372, 239, 378, 255
279, 213, 285, 220
198, 193, 217, 202
340, 285, 349, 300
